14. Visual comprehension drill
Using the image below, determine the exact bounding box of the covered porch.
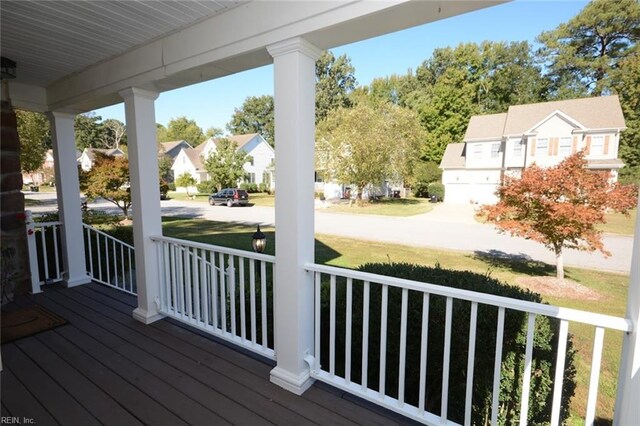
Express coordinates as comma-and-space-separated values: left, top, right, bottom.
2, 1, 639, 425
2, 282, 403, 425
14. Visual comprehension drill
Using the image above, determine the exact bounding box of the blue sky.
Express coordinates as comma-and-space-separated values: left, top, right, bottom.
94, 1, 588, 133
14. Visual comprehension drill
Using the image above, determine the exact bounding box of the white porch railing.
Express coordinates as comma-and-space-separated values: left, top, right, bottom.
26, 211, 64, 293
304, 263, 632, 426
83, 223, 136, 295
151, 235, 276, 360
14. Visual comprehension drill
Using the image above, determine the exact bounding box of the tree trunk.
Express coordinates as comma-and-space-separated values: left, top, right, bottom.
555, 248, 564, 280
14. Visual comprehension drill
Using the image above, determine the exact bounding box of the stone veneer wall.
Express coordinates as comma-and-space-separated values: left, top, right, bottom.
1, 99, 30, 302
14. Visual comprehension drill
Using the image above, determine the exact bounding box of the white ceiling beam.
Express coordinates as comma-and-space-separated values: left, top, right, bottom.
46, 0, 504, 112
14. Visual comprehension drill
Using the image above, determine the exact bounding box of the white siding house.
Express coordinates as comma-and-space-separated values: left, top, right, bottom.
440, 96, 627, 205
77, 147, 126, 171
171, 133, 275, 190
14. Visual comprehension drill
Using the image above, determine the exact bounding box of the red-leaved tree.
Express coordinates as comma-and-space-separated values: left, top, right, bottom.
481, 152, 638, 279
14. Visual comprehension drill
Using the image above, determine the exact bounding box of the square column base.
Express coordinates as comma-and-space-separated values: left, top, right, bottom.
270, 366, 315, 395
132, 307, 164, 324
64, 275, 92, 288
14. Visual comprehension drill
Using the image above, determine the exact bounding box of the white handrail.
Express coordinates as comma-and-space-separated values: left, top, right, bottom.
153, 237, 275, 360
304, 263, 631, 332
26, 211, 65, 292
305, 262, 631, 425
151, 235, 275, 263
83, 223, 136, 295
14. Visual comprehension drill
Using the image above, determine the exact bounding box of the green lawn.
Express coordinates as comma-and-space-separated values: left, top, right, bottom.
477, 208, 637, 236
158, 216, 628, 422
323, 197, 434, 216
24, 198, 44, 207
166, 191, 210, 202
598, 208, 637, 235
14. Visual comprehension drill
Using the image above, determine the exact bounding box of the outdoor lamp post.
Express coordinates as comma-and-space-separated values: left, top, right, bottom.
252, 225, 266, 253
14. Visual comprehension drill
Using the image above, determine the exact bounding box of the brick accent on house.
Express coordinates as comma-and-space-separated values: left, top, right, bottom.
1, 99, 31, 302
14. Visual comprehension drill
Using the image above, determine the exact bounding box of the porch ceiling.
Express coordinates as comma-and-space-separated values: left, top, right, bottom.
1, 0, 505, 113
0, 0, 244, 87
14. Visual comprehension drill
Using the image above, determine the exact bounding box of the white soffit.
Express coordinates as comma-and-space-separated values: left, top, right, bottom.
0, 0, 243, 87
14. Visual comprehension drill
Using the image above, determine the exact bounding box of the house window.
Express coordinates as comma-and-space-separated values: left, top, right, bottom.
490, 143, 500, 158
314, 171, 324, 183
245, 173, 256, 183
559, 137, 572, 156
262, 172, 271, 185
591, 135, 604, 155
536, 138, 548, 156
513, 141, 523, 156
472, 144, 483, 159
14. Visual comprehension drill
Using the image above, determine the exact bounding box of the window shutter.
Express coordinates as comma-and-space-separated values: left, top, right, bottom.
530, 137, 536, 156
554, 138, 559, 156
585, 136, 592, 155
604, 135, 610, 155
572, 136, 578, 154
548, 138, 554, 155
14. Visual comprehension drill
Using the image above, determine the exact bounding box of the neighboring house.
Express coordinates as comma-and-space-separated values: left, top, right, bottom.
171, 133, 275, 190
159, 140, 192, 160
78, 147, 126, 171
22, 149, 82, 186
440, 96, 627, 205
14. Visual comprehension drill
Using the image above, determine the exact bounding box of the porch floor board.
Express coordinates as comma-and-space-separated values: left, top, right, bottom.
1, 283, 408, 425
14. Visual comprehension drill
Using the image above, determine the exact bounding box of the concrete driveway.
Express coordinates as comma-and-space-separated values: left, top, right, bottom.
26, 192, 635, 274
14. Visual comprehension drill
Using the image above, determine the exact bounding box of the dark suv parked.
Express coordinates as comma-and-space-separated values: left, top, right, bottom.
208, 188, 249, 207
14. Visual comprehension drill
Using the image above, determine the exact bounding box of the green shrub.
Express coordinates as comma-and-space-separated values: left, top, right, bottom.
320, 262, 575, 425
240, 182, 259, 193
167, 182, 176, 191
196, 180, 217, 194
414, 161, 442, 198
82, 210, 121, 226
619, 166, 640, 186
427, 182, 445, 201
258, 183, 269, 193
159, 179, 169, 200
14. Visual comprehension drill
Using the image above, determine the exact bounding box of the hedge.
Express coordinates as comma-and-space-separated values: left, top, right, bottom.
319, 262, 576, 425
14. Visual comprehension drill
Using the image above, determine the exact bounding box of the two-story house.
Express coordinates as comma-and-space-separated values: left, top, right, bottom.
159, 140, 193, 160
171, 133, 275, 190
77, 147, 126, 171
440, 96, 627, 204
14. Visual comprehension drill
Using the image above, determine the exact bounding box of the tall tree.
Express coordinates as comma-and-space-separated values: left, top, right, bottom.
16, 110, 50, 184
316, 101, 424, 202
205, 126, 224, 139
315, 51, 357, 122
366, 73, 418, 108
157, 116, 206, 146
157, 155, 174, 182
480, 152, 638, 279
101, 118, 127, 149
203, 139, 251, 191
75, 112, 106, 150
537, 0, 640, 97
227, 95, 275, 146
80, 153, 132, 218
412, 41, 547, 163
612, 51, 640, 168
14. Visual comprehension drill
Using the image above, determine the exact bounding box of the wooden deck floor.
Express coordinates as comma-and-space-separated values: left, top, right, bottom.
1, 283, 411, 425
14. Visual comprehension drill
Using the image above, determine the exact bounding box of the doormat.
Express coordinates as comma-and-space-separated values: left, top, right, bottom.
1, 305, 68, 344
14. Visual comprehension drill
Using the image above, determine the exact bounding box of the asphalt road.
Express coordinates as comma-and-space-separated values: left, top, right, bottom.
26, 192, 635, 274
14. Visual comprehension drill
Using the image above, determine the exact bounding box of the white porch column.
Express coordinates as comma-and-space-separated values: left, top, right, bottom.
267, 37, 322, 394
48, 111, 90, 287
120, 88, 163, 324
614, 194, 640, 424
